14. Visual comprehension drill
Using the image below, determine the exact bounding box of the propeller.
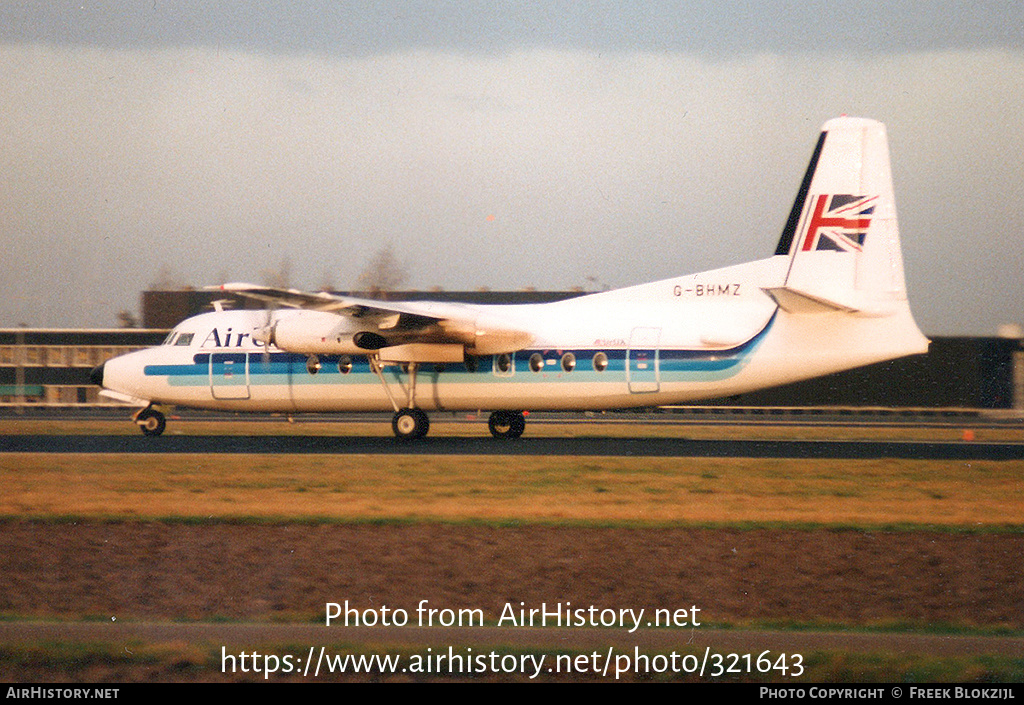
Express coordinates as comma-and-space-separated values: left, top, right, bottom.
252, 305, 276, 366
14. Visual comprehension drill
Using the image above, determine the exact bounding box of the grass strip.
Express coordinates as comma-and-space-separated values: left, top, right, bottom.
2, 453, 1021, 528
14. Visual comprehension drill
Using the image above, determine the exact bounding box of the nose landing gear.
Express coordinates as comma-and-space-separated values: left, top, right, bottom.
135, 406, 166, 437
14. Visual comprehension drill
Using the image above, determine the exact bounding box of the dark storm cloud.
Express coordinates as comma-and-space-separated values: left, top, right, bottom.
3, 1, 1023, 57
2, 2, 1023, 334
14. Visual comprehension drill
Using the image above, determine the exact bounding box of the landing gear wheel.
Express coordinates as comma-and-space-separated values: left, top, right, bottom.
392, 408, 430, 440
136, 408, 166, 437
488, 410, 526, 439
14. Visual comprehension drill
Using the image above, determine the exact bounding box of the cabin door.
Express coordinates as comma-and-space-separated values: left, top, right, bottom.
209, 352, 251, 400
627, 327, 661, 393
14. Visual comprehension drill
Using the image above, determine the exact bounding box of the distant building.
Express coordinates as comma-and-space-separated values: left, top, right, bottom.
720, 336, 1021, 410
0, 328, 165, 405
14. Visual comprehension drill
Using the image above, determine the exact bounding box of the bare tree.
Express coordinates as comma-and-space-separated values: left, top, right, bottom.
317, 269, 337, 292
149, 264, 188, 290
355, 244, 409, 299
116, 310, 138, 328
260, 256, 293, 289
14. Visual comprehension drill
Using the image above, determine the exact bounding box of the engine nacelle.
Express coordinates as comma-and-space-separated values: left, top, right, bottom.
265, 309, 533, 357
271, 311, 368, 355
464, 312, 535, 355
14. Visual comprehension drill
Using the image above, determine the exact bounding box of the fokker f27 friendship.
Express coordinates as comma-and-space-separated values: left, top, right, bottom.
93, 117, 929, 439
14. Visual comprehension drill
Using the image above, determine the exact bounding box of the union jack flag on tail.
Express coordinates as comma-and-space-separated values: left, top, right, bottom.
799, 194, 877, 252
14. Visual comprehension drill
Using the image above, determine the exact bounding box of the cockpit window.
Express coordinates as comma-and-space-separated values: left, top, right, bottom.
163, 332, 177, 346
174, 333, 195, 346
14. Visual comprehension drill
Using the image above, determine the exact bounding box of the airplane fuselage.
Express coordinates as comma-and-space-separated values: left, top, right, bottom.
94, 118, 930, 438
100, 255, 924, 417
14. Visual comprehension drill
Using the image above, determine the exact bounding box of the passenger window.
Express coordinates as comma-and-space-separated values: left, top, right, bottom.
529, 353, 544, 372
593, 352, 608, 372
494, 352, 514, 375
561, 353, 576, 372
307, 355, 321, 375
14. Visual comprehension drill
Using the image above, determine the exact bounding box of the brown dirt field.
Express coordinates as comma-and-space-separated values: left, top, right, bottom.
2, 521, 1022, 629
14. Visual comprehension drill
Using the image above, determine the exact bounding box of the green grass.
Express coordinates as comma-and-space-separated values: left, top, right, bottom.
2, 419, 1022, 682
2, 453, 1021, 528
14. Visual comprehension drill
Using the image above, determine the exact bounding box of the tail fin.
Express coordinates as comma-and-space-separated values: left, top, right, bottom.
768, 117, 909, 315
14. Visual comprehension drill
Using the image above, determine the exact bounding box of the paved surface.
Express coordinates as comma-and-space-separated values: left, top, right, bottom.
3, 433, 1022, 459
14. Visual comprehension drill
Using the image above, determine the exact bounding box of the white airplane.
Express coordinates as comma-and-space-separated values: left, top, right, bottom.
94, 117, 928, 439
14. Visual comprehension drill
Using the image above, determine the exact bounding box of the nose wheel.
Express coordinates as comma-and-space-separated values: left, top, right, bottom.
392, 408, 430, 440
135, 407, 166, 437
488, 410, 526, 439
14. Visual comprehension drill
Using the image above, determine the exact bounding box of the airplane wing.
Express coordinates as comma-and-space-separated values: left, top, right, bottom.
210, 283, 533, 359
214, 282, 411, 315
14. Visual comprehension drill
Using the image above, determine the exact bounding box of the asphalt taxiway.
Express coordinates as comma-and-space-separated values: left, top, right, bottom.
2, 432, 1022, 460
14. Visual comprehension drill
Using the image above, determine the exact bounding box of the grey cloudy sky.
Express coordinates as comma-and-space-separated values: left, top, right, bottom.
2, 2, 1023, 334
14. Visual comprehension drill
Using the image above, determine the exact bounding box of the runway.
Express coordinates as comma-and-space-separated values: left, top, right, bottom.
2, 433, 1022, 459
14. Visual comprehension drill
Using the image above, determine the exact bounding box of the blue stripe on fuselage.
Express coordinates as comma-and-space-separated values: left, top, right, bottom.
144, 312, 775, 385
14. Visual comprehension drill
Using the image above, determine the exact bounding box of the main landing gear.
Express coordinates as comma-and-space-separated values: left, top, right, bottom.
392, 407, 430, 440
371, 354, 529, 440
369, 355, 430, 441
392, 408, 526, 440
487, 410, 526, 439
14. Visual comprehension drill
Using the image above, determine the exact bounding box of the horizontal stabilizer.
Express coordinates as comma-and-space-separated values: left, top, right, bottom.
762, 286, 859, 314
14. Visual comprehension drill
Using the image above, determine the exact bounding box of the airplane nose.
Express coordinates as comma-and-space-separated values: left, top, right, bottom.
90, 363, 104, 387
